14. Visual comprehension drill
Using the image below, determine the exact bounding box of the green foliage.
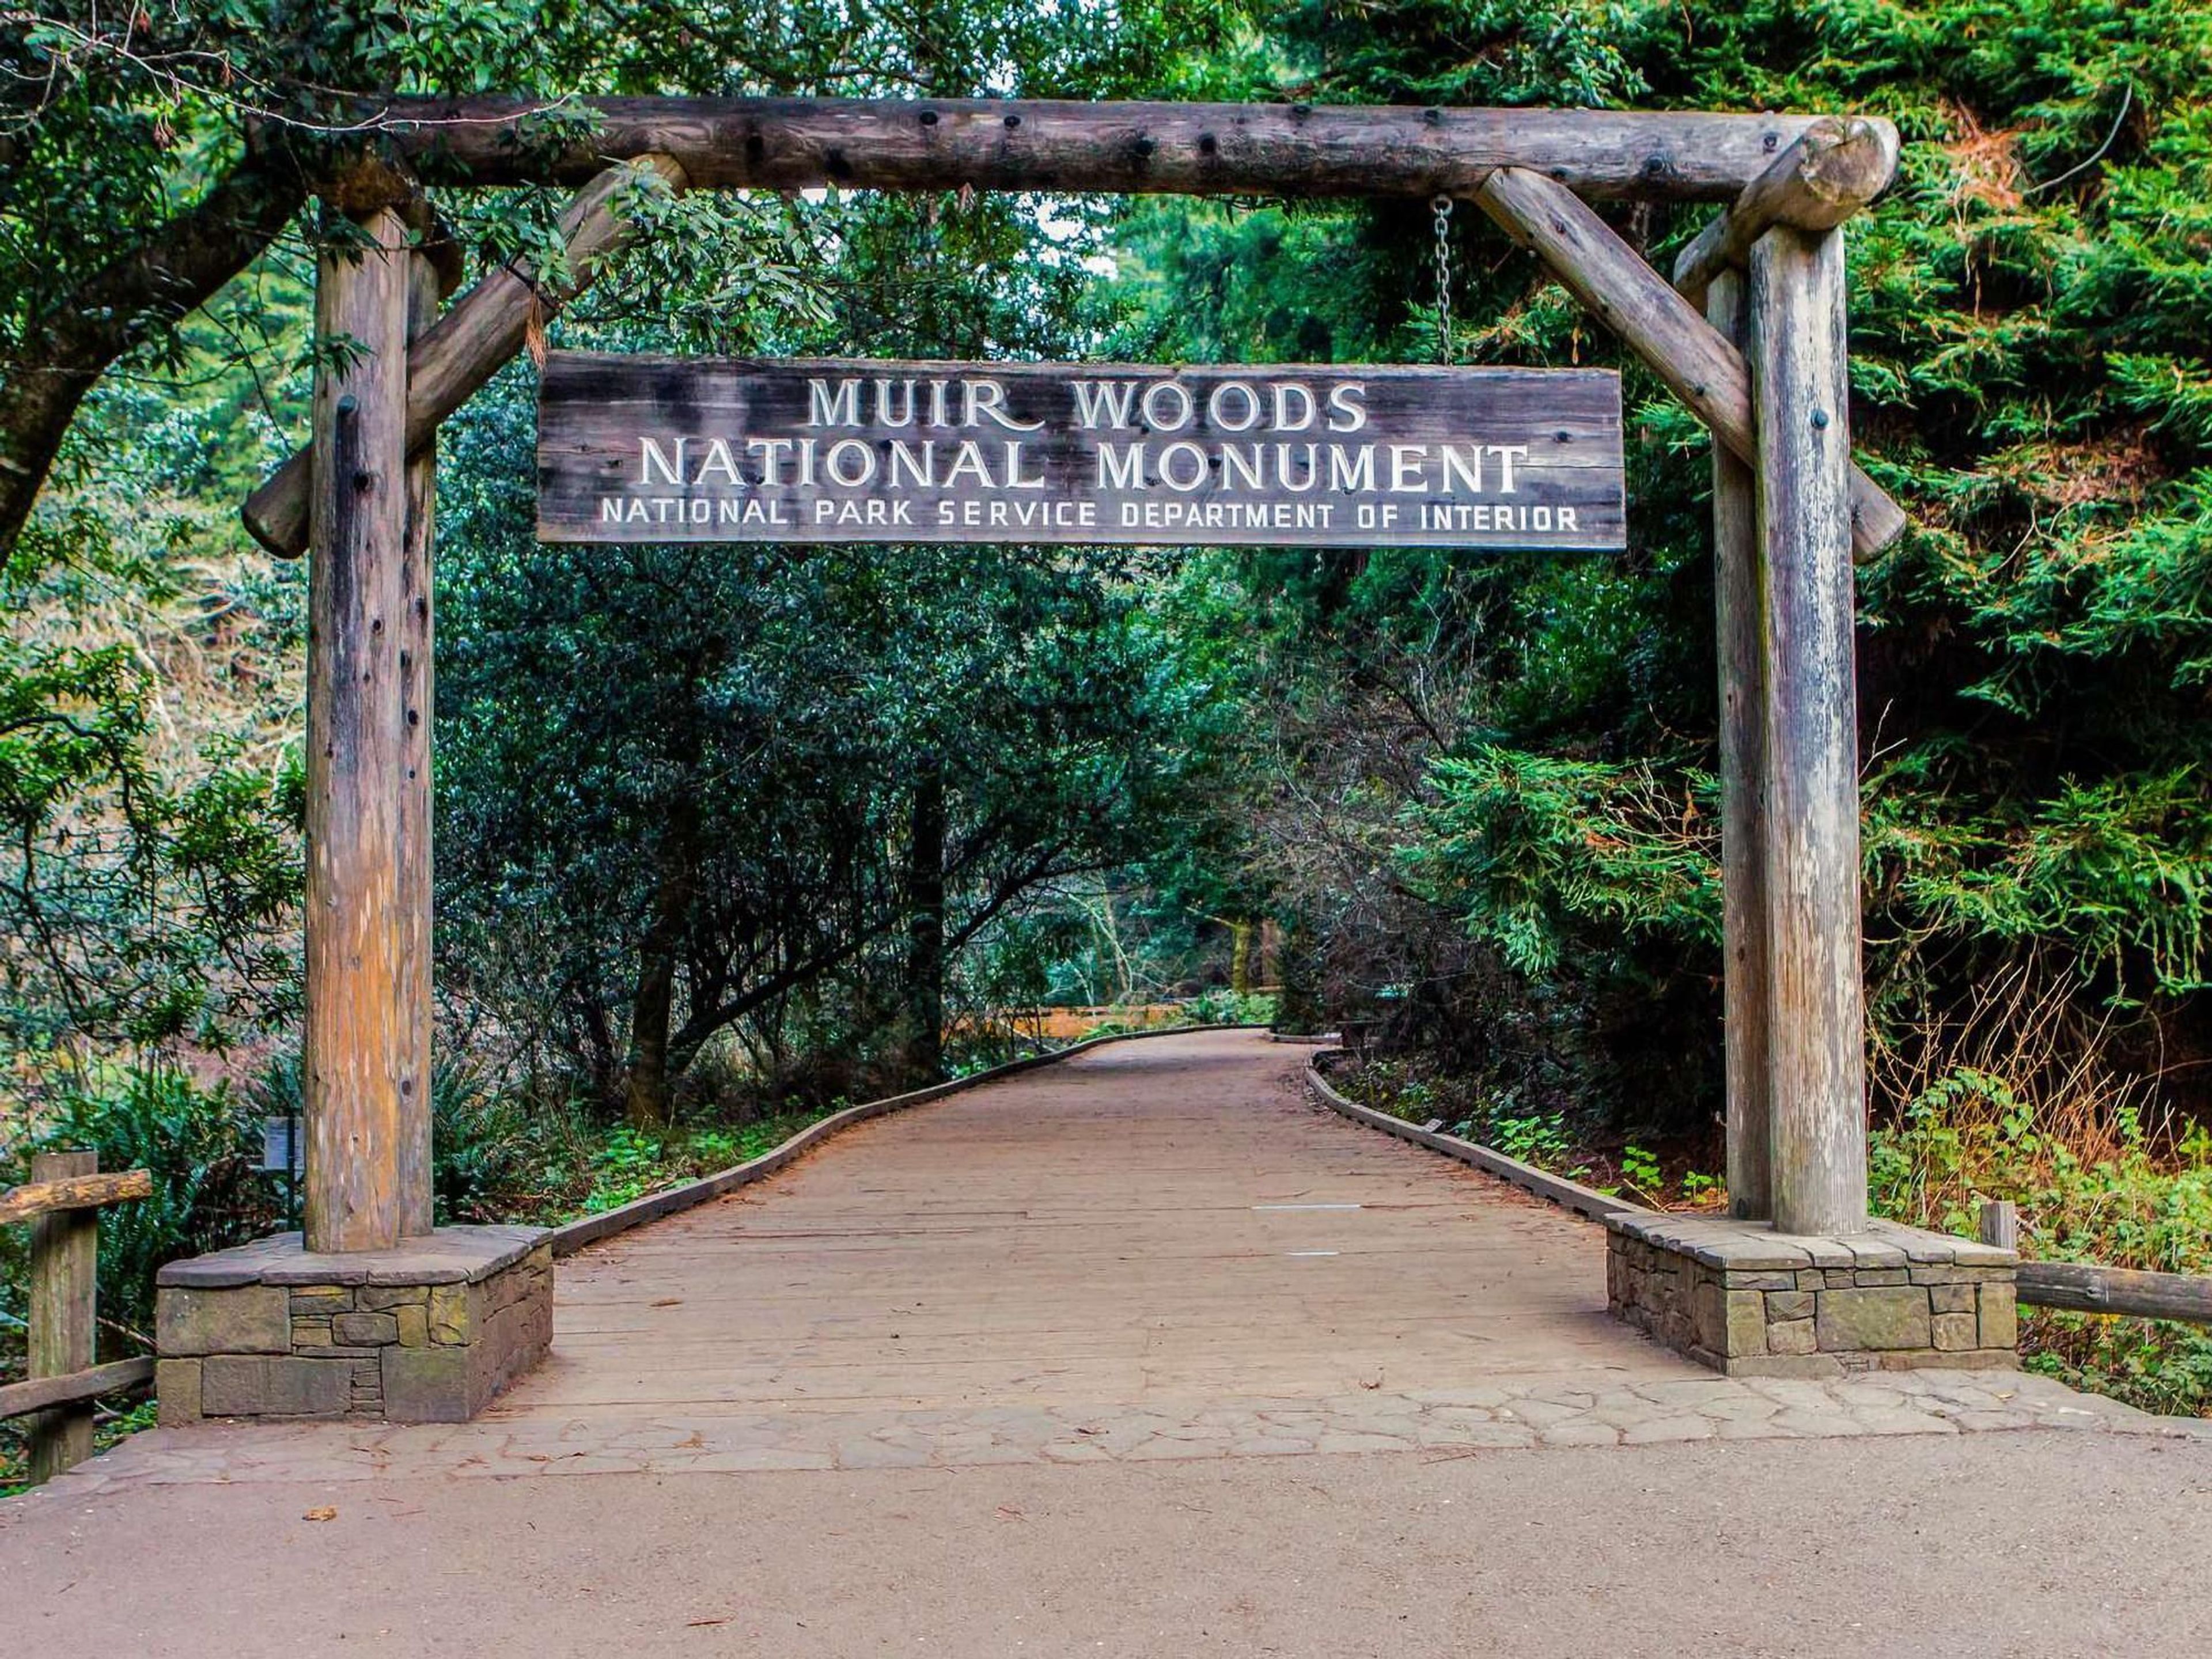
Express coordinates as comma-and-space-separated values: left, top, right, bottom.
2, 1063, 274, 1352
1405, 749, 1718, 978
1184, 988, 1279, 1025
1618, 1144, 1662, 1195
1872, 1068, 2212, 1414
1113, 0, 2212, 1175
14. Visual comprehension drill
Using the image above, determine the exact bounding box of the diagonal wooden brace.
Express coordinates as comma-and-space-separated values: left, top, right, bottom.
1475, 165, 1908, 559
243, 153, 687, 557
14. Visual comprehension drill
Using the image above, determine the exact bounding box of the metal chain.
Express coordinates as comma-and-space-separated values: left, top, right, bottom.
1432, 194, 1456, 365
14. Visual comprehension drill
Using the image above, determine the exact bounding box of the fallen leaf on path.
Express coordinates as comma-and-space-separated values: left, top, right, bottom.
304, 1506, 338, 1522
685, 1619, 730, 1628
652, 1297, 684, 1307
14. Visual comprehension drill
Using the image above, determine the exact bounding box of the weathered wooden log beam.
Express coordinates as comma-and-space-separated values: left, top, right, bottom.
1708, 268, 1772, 1222
1474, 165, 1908, 558
303, 202, 414, 1255
2017, 1260, 2212, 1324
0, 1167, 151, 1225
0, 1356, 155, 1422
377, 96, 1834, 200
1673, 116, 1899, 306
1749, 224, 1869, 1237
244, 154, 686, 558
396, 251, 438, 1240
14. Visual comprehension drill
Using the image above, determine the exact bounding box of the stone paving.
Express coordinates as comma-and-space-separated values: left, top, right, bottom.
46, 1362, 2198, 1497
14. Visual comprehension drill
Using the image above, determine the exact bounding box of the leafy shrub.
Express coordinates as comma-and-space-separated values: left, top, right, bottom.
6, 1062, 275, 1351
1185, 988, 1279, 1027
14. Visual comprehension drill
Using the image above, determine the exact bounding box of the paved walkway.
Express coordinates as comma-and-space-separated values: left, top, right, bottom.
7, 1030, 2207, 1657
33, 1030, 2183, 1491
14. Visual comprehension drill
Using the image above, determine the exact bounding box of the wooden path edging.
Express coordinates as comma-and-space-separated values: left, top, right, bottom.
544, 1024, 1259, 1257
1308, 1055, 2212, 1330
1302, 1054, 1647, 1225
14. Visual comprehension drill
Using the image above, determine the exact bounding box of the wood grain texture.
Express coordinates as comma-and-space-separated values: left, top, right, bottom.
2016, 1260, 2212, 1324
1672, 117, 1900, 306
396, 252, 438, 1240
538, 356, 1625, 549
27, 1151, 97, 1481
1473, 165, 1908, 560
379, 96, 1833, 199
0, 1167, 150, 1225
0, 1357, 154, 1423
502, 1031, 1687, 1422
304, 207, 414, 1255
1978, 1199, 2019, 1251
244, 156, 687, 558
1749, 225, 1869, 1237
1708, 270, 1772, 1222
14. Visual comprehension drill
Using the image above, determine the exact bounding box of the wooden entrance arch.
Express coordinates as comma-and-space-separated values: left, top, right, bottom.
244, 98, 1906, 1253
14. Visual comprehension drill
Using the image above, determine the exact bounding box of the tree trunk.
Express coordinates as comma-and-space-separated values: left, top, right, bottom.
1229, 919, 1256, 994
623, 797, 699, 1128
0, 146, 305, 561
902, 763, 947, 1086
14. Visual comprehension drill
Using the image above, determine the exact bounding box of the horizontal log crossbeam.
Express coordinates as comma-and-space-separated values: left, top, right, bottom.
1673, 116, 1900, 306
378, 97, 1832, 200
0, 1168, 151, 1226
2017, 1260, 2212, 1324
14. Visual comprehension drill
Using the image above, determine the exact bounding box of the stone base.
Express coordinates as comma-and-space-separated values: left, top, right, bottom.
154, 1226, 551, 1425
1605, 1211, 2018, 1377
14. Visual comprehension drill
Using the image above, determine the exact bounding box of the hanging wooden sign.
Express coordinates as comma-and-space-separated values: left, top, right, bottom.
536, 355, 1624, 550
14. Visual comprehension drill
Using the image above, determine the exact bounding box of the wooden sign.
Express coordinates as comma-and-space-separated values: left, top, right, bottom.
536, 355, 1624, 550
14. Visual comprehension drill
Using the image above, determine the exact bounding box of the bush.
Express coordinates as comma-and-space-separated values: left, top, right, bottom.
4, 1062, 275, 1354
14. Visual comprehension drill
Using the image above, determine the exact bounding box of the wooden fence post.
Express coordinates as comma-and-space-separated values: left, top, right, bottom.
1978, 1199, 2018, 1251
1749, 224, 1869, 1236
26, 1150, 98, 1482
304, 199, 418, 1253
1709, 267, 1772, 1222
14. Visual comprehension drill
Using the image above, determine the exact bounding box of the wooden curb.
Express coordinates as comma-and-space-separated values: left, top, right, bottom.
1302, 1054, 1647, 1226
1306, 1056, 2212, 1328
545, 1024, 1260, 1257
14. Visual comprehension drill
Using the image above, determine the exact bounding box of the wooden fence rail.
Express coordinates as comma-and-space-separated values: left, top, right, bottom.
1979, 1200, 2212, 1326
1, 1151, 152, 1486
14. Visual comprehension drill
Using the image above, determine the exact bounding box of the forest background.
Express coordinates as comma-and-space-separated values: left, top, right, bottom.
5, 0, 2211, 1467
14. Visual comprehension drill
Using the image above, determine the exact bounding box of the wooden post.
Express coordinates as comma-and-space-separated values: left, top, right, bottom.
1978, 1199, 2018, 1251
395, 252, 439, 1238
26, 1151, 97, 1482
1709, 268, 1771, 1222
1749, 224, 1868, 1236
304, 200, 417, 1253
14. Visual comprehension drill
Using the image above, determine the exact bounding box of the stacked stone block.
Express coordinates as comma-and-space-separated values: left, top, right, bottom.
1605, 1211, 2017, 1377
156, 1225, 551, 1424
